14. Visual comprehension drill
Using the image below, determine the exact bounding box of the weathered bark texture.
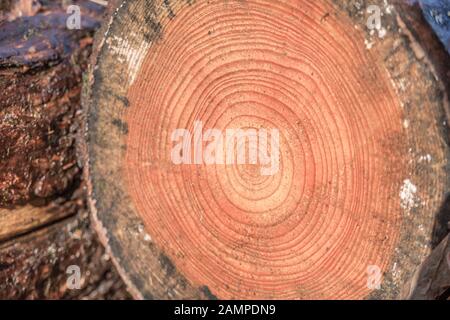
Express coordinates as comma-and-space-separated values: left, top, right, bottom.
0, 197, 129, 299
402, 234, 450, 300
0, 0, 100, 205
395, 2, 450, 300
0, 0, 130, 299
83, 0, 449, 300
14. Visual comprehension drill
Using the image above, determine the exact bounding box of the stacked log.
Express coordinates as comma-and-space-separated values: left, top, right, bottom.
0, 0, 129, 299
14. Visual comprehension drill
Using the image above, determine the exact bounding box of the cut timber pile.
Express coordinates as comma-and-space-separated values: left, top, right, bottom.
0, 0, 129, 299
84, 0, 450, 300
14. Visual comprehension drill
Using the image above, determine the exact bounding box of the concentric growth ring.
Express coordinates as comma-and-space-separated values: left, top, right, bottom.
120, 0, 405, 299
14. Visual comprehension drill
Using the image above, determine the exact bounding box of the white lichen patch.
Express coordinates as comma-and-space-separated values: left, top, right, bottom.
137, 223, 152, 242
403, 119, 409, 129
400, 179, 420, 212
383, 0, 394, 15
106, 35, 150, 86
378, 27, 387, 38
418, 154, 432, 164
390, 261, 402, 285
364, 39, 374, 50
397, 78, 408, 92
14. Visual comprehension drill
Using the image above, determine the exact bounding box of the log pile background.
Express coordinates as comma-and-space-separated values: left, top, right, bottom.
0, 0, 130, 299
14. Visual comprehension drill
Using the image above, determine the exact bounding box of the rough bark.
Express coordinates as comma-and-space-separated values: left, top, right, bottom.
0, 193, 129, 300
395, 1, 450, 300
0, 0, 102, 205
402, 234, 450, 300
0, 0, 130, 299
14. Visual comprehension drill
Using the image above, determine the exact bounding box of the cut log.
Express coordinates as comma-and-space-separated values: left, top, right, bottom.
0, 200, 129, 300
83, 0, 450, 299
0, 0, 129, 299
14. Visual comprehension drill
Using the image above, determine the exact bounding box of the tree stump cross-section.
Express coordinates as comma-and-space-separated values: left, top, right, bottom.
83, 0, 450, 299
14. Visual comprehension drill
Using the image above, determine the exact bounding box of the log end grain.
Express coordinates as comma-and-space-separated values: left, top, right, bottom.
84, 0, 450, 300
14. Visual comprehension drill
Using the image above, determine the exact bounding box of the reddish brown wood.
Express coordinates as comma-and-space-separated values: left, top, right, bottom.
84, 0, 449, 300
